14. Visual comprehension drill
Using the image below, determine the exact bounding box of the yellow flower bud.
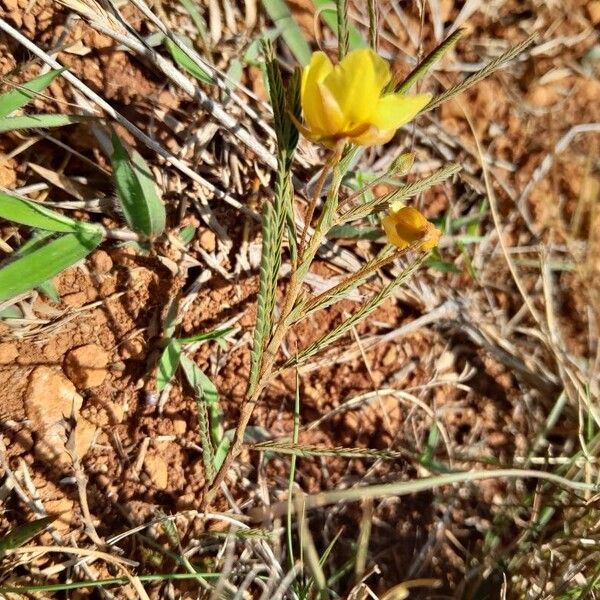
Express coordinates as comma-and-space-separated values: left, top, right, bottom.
299, 49, 431, 148
382, 206, 441, 251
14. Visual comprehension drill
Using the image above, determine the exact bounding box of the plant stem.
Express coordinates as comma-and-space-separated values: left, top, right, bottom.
202, 169, 343, 508
298, 156, 334, 257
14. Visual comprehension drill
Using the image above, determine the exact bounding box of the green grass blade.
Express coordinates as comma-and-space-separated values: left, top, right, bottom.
335, 0, 349, 60
288, 255, 425, 365
164, 36, 214, 84
156, 338, 182, 392
177, 0, 209, 42
0, 516, 56, 552
340, 163, 461, 223
0, 230, 102, 302
111, 133, 166, 238
0, 572, 222, 594
248, 201, 276, 396
180, 355, 226, 474
311, 0, 367, 50
0, 114, 88, 133
396, 28, 465, 94
423, 33, 536, 113
0, 69, 63, 118
262, 0, 312, 66
178, 326, 234, 345
0, 191, 92, 233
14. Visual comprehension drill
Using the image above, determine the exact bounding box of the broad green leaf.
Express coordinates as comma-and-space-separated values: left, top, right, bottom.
0, 516, 56, 552
110, 133, 166, 238
164, 37, 213, 84
156, 338, 182, 392
0, 114, 87, 133
0, 230, 103, 302
262, 0, 312, 65
0, 191, 92, 233
0, 69, 63, 119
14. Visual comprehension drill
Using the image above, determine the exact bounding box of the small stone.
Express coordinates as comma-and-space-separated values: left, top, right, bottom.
73, 417, 97, 458
198, 228, 216, 253
24, 367, 83, 464
90, 250, 113, 274
63, 344, 109, 389
172, 419, 187, 435
588, 1, 600, 24
381, 345, 397, 367
144, 452, 169, 489
120, 338, 145, 360
0, 342, 18, 364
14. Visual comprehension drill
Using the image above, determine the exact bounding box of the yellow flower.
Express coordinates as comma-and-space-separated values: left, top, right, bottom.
382, 206, 441, 251
299, 49, 431, 148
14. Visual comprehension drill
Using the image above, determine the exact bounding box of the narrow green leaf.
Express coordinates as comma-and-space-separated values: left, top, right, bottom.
0, 191, 91, 233
0, 230, 103, 302
213, 437, 230, 472
248, 202, 276, 395
0, 516, 56, 552
244, 29, 280, 65
327, 224, 380, 240
178, 225, 196, 245
111, 133, 166, 238
0, 114, 87, 133
37, 280, 60, 302
180, 355, 225, 473
164, 37, 214, 84
425, 256, 460, 273
178, 0, 209, 42
14, 231, 89, 301
262, 0, 312, 66
311, 0, 367, 50
156, 338, 182, 392
396, 29, 464, 94
0, 305, 22, 318
178, 326, 234, 345
0, 69, 63, 118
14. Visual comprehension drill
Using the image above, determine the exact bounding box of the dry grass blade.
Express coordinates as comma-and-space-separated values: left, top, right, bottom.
253, 468, 599, 520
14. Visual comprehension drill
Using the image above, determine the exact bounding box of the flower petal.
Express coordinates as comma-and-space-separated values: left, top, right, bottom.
323, 48, 390, 127
382, 206, 440, 250
369, 92, 431, 131
316, 82, 346, 136
301, 51, 334, 136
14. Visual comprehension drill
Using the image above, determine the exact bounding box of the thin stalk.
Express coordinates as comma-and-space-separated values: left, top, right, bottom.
287, 370, 301, 569
202, 169, 344, 508
298, 149, 340, 256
